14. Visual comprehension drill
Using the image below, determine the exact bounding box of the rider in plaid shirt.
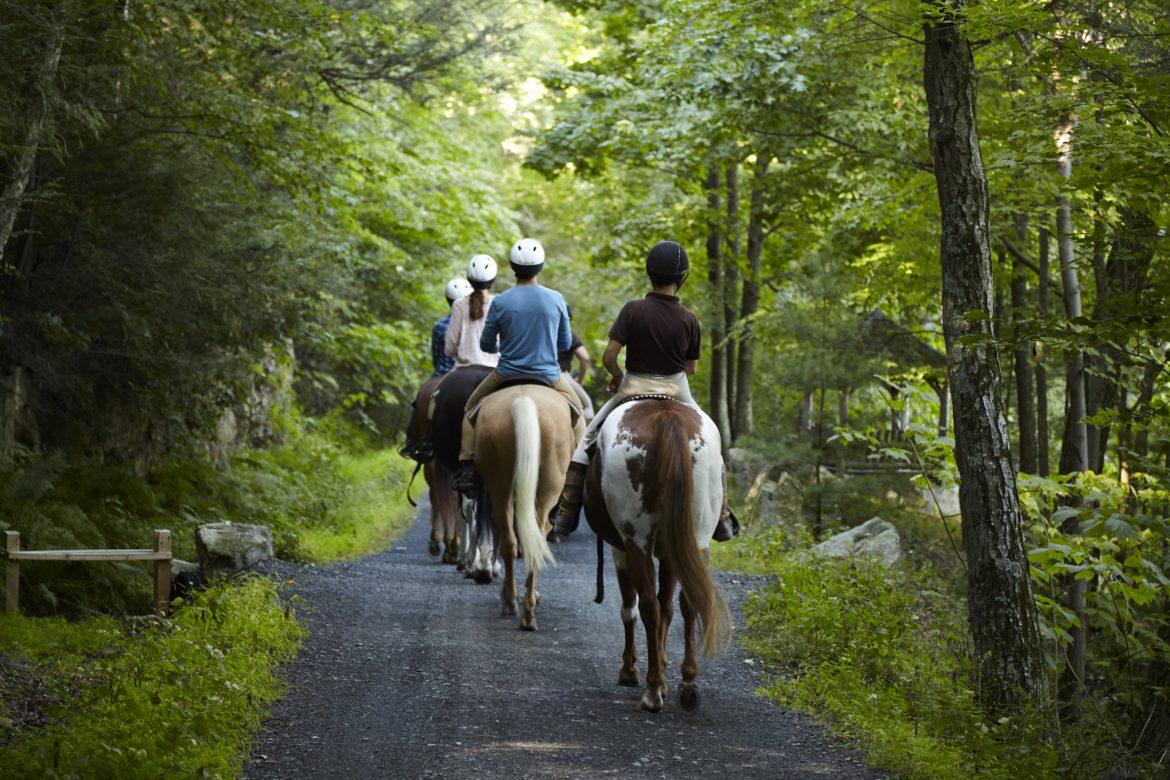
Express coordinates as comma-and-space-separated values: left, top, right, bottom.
431, 316, 455, 376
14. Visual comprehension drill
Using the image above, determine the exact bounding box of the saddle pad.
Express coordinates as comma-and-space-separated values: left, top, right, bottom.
495, 373, 553, 390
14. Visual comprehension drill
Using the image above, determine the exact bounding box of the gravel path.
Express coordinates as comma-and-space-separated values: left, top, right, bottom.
245, 499, 883, 779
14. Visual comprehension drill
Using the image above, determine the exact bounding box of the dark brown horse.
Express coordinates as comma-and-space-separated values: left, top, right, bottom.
413, 374, 459, 562
582, 399, 730, 712
430, 365, 498, 582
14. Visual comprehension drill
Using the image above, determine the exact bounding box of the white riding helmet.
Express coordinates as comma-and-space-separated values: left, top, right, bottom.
445, 277, 473, 302
508, 239, 545, 266
466, 254, 497, 284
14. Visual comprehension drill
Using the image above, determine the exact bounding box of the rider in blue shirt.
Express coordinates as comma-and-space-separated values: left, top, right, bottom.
450, 239, 585, 495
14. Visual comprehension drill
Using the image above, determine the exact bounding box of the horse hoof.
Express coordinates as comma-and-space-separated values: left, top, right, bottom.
546, 530, 559, 544
679, 684, 700, 712
501, 601, 518, 617
455, 561, 465, 572
618, 667, 640, 687
473, 570, 493, 585
520, 620, 537, 632
428, 540, 441, 557
638, 691, 664, 713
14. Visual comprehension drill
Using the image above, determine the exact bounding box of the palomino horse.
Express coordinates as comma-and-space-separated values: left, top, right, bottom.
582, 399, 731, 713
429, 365, 498, 582
413, 374, 459, 562
473, 382, 576, 630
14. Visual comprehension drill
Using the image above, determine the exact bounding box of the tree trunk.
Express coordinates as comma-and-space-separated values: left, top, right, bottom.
799, 390, 813, 434
705, 168, 731, 453
1011, 216, 1038, 474
733, 157, 765, 439
923, 2, 1046, 713
1054, 109, 1088, 716
0, 2, 68, 263
1037, 227, 1051, 476
724, 164, 741, 442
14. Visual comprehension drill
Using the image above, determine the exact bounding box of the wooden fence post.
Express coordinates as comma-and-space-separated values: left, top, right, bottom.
153, 529, 171, 617
5, 530, 19, 614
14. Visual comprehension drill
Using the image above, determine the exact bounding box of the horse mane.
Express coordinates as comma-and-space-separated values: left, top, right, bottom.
641, 402, 730, 657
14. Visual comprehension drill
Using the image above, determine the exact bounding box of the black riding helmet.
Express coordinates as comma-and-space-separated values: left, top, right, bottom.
645, 240, 689, 288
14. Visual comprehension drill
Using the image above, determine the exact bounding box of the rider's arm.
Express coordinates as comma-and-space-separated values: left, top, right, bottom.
444, 303, 462, 357
479, 305, 500, 354
602, 339, 623, 392
684, 358, 698, 376
573, 345, 591, 384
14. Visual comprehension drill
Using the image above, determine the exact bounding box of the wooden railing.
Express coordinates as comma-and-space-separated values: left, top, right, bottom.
4, 530, 172, 616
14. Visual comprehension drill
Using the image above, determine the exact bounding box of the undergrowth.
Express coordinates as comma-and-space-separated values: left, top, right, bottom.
0, 431, 416, 615
0, 577, 304, 778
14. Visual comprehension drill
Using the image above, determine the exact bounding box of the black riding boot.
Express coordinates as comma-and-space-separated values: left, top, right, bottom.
552, 462, 588, 536
713, 467, 740, 542
451, 460, 478, 498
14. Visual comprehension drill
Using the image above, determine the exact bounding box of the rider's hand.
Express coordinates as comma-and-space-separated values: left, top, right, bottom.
607, 375, 622, 394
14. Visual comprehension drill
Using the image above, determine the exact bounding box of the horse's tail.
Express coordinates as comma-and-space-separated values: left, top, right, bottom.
644, 404, 730, 657
512, 395, 555, 572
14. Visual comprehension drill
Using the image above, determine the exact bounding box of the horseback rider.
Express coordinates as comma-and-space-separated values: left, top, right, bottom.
410, 256, 499, 463
558, 305, 595, 424
450, 238, 586, 496
445, 254, 500, 370
400, 276, 473, 460
551, 240, 738, 541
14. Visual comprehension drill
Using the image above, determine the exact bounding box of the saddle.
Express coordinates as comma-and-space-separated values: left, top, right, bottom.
468, 373, 583, 429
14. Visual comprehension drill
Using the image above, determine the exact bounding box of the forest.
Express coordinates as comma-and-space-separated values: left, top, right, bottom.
1, 0, 1168, 777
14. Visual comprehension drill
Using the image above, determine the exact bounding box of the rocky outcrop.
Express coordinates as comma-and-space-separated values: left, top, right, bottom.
812, 516, 902, 567
195, 522, 274, 578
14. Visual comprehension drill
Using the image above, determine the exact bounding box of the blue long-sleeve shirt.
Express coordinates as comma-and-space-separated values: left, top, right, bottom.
479, 285, 570, 383
431, 315, 455, 376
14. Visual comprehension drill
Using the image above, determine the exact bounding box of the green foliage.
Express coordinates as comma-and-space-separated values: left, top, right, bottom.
0, 577, 304, 779
0, 428, 416, 615
745, 554, 1061, 779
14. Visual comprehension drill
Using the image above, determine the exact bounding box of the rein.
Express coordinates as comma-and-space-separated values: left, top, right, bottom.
405, 459, 423, 508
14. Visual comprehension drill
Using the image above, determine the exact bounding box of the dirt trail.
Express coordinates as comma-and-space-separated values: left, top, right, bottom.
245, 500, 882, 779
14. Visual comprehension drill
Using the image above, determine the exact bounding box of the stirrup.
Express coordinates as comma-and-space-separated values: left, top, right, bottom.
451, 462, 478, 497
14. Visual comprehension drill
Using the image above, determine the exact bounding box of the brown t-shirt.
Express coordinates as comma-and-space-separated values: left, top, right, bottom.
609, 292, 701, 375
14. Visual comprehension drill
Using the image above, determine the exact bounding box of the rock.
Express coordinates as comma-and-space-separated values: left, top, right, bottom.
196, 522, 274, 578
745, 471, 805, 529
812, 516, 902, 567
919, 484, 960, 518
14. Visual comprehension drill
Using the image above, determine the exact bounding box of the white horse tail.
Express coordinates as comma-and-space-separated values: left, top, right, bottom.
512, 395, 555, 572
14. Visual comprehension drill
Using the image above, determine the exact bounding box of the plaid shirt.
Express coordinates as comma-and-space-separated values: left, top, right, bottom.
431, 315, 455, 376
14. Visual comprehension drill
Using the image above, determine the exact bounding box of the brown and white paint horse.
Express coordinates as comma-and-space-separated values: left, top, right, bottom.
583, 399, 731, 713
473, 383, 575, 630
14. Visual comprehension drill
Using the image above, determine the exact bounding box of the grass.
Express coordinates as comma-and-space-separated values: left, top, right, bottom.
717, 505, 1065, 780
0, 435, 419, 778
296, 448, 418, 561
0, 578, 304, 778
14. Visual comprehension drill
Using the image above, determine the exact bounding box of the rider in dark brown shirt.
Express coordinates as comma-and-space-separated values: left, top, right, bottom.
552, 240, 737, 542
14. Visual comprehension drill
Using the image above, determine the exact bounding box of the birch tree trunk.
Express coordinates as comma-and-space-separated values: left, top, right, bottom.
733, 157, 765, 439
723, 164, 741, 442
704, 168, 731, 454
923, 0, 1046, 713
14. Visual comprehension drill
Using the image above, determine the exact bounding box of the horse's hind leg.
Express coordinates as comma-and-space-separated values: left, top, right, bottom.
655, 558, 676, 699
426, 464, 442, 557
614, 550, 639, 686
678, 588, 701, 712
521, 568, 538, 631
499, 506, 519, 617
628, 545, 664, 712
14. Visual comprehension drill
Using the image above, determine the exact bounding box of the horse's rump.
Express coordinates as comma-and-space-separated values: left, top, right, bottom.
431, 364, 494, 473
